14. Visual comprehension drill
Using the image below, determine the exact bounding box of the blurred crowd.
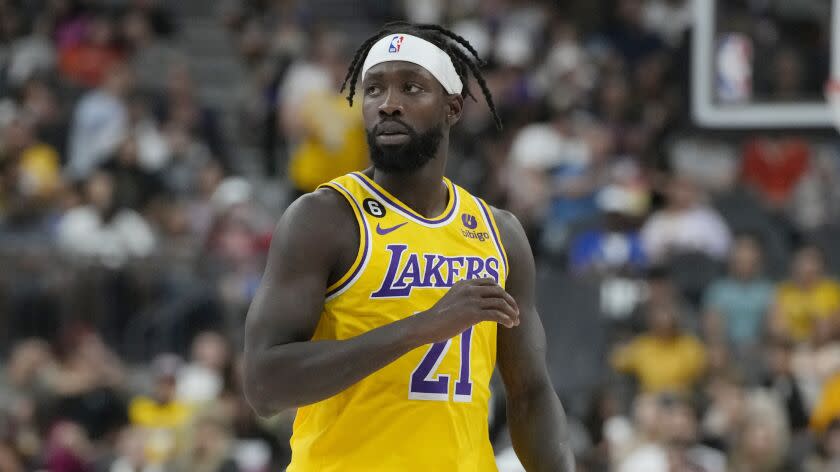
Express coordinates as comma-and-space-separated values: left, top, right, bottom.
1, 0, 840, 471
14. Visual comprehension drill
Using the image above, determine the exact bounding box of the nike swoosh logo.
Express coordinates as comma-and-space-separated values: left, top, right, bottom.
376, 222, 408, 236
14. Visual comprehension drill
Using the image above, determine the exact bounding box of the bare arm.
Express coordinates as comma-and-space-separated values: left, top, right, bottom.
243, 190, 519, 417
494, 208, 575, 472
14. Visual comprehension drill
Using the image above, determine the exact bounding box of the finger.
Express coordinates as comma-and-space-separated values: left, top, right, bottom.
481, 309, 516, 328
465, 277, 498, 286
474, 285, 519, 313
480, 297, 519, 321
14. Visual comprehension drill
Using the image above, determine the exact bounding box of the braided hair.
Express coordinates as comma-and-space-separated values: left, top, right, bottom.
340, 21, 502, 130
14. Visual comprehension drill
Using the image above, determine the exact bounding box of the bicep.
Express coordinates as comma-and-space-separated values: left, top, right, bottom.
244, 192, 352, 353
495, 210, 553, 396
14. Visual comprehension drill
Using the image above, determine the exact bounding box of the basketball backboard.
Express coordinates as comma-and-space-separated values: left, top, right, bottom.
692, 0, 838, 129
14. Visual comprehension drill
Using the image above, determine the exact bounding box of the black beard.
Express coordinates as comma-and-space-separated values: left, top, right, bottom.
366, 123, 443, 173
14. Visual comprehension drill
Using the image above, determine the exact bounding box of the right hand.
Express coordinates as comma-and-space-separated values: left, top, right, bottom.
416, 277, 520, 344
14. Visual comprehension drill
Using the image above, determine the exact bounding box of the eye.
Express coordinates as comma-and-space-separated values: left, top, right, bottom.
404, 83, 423, 94
366, 85, 381, 96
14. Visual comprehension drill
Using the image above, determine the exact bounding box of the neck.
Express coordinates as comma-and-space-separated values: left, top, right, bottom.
369, 136, 450, 218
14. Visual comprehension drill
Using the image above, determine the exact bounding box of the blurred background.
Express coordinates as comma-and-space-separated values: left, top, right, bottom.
1, 0, 840, 471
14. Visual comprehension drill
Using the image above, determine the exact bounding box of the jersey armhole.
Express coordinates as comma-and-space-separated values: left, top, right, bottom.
318, 182, 371, 300
475, 197, 510, 281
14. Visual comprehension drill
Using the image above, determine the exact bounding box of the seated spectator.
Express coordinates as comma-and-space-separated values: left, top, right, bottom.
728, 390, 791, 472
640, 174, 732, 265
760, 338, 809, 433
611, 304, 707, 394
128, 354, 193, 466
0, 115, 61, 226
617, 394, 725, 472
156, 65, 228, 172
804, 419, 840, 472
792, 317, 840, 410
770, 246, 840, 343
66, 63, 132, 179
58, 13, 125, 88
702, 235, 774, 349
175, 331, 233, 405
122, 9, 180, 93
173, 410, 240, 472
568, 180, 649, 276
46, 330, 128, 442
57, 170, 156, 269
508, 117, 610, 252
742, 135, 810, 210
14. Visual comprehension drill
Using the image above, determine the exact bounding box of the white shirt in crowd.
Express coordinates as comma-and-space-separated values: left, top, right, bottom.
57, 206, 156, 269
640, 205, 732, 263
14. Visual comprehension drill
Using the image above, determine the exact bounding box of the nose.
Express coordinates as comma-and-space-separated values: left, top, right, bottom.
378, 87, 403, 117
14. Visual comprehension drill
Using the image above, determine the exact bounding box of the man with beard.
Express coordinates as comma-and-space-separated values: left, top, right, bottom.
243, 22, 574, 471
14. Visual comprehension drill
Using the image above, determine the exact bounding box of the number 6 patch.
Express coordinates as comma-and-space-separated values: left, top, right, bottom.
363, 198, 386, 218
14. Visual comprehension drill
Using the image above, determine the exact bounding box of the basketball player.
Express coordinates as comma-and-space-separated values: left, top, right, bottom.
243, 22, 574, 471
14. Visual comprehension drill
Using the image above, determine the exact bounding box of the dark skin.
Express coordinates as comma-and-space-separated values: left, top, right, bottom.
243, 61, 573, 471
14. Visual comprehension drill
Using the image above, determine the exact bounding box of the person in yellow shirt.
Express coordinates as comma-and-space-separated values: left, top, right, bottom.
0, 117, 61, 218
612, 303, 707, 393
279, 31, 369, 197
771, 246, 840, 343
128, 355, 193, 465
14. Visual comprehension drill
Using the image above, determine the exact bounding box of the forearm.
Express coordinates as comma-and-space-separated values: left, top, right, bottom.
245, 314, 427, 416
507, 383, 575, 472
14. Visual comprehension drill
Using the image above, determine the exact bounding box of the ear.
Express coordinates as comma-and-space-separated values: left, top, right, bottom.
445, 94, 464, 126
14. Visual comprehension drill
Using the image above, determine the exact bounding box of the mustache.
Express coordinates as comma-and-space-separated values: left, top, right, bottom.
373, 118, 416, 135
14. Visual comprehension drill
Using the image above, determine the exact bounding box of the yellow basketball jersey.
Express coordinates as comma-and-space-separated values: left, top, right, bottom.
287, 172, 508, 472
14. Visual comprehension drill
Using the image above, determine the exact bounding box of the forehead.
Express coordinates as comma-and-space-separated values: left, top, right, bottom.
363, 61, 438, 83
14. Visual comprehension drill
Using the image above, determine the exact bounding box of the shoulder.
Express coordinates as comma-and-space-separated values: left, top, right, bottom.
489, 206, 527, 248
271, 187, 358, 259
280, 187, 356, 233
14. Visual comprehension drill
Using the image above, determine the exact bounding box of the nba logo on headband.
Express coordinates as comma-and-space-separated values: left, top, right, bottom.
388, 35, 404, 53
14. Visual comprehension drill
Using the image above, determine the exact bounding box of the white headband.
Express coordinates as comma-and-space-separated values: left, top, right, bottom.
361, 33, 463, 95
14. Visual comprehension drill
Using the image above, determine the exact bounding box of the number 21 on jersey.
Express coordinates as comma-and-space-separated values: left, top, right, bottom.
408, 327, 473, 402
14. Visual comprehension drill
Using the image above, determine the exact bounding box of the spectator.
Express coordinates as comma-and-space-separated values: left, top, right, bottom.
156, 65, 228, 172
804, 419, 840, 472
611, 303, 707, 394
175, 331, 232, 405
46, 330, 128, 442
66, 63, 132, 179
792, 317, 840, 411
760, 338, 810, 433
58, 13, 125, 88
128, 354, 193, 467
101, 136, 164, 212
174, 411, 240, 472
601, 0, 665, 67
770, 246, 840, 343
640, 174, 732, 264
729, 390, 791, 472
702, 235, 775, 350
742, 135, 811, 209
122, 9, 180, 93
568, 176, 650, 275
507, 117, 609, 251
279, 30, 368, 198
0, 115, 62, 225
57, 170, 156, 268
617, 394, 726, 472
5, 17, 55, 87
